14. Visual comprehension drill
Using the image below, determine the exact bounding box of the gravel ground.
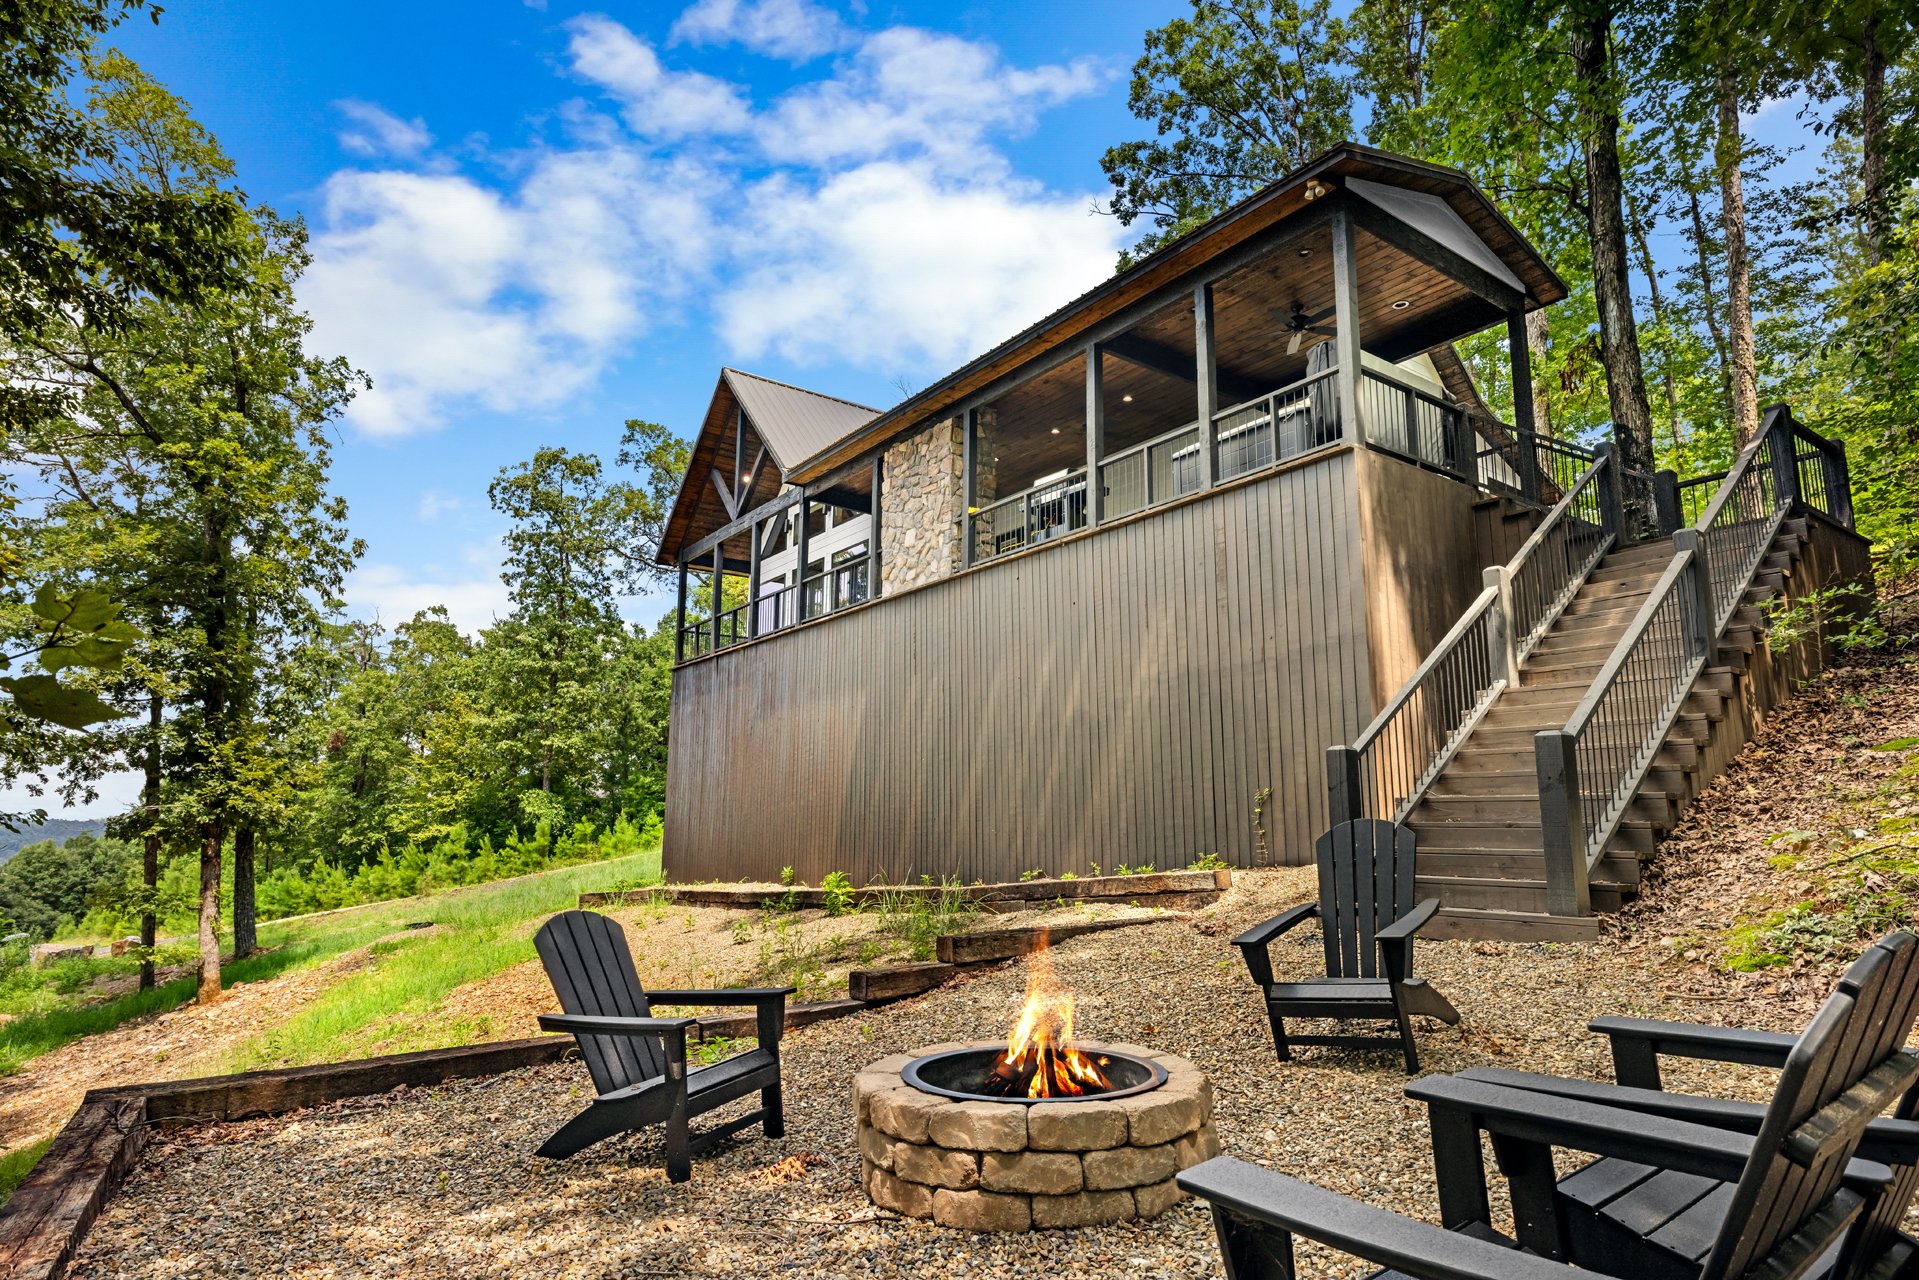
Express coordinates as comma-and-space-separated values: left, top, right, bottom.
68, 868, 1795, 1280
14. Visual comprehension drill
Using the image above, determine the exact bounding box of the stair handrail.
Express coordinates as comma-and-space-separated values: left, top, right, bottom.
1535, 410, 1798, 916
1327, 448, 1618, 828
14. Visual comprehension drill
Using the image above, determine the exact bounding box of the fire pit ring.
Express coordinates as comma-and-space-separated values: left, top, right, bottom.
853, 1041, 1218, 1232
902, 1046, 1168, 1104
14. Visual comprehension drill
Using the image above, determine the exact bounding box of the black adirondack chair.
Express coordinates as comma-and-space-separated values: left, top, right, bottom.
1231, 818, 1459, 1073
1443, 940, 1919, 1280
533, 909, 792, 1182
1179, 930, 1919, 1280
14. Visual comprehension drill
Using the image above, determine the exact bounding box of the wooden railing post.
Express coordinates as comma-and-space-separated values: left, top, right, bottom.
1534, 729, 1592, 916
1653, 469, 1681, 536
1484, 565, 1521, 687
1518, 426, 1543, 505
674, 557, 689, 664
1671, 529, 1717, 665
1326, 745, 1363, 828
1593, 442, 1622, 542
795, 495, 811, 622
1766, 411, 1800, 511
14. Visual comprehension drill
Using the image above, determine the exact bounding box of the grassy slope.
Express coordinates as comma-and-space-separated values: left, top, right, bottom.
0, 846, 661, 1078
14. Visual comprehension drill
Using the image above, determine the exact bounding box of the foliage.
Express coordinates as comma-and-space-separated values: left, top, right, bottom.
0, 831, 134, 939
872, 879, 980, 961
820, 870, 855, 916
0, 1136, 54, 1208
1187, 852, 1230, 870
1101, 0, 1354, 262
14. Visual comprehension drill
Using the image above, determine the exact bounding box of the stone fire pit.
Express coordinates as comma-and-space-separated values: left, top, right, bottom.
851, 1041, 1219, 1232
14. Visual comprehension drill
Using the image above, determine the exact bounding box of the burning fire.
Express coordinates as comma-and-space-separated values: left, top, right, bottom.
988, 936, 1113, 1099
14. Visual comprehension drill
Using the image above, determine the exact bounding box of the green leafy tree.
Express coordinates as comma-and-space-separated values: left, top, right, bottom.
1100, 0, 1356, 261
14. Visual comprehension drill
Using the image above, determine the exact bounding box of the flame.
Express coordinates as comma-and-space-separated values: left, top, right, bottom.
989, 935, 1112, 1099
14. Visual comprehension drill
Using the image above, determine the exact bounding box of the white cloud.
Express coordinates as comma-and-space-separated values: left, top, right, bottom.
346, 562, 510, 636
670, 0, 850, 61
720, 161, 1123, 369
417, 489, 461, 521
305, 15, 1120, 435
303, 148, 717, 435
756, 27, 1106, 170
336, 100, 434, 158
565, 14, 752, 137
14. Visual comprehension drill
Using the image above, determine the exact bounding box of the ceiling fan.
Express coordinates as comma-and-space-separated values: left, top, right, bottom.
1278, 302, 1336, 355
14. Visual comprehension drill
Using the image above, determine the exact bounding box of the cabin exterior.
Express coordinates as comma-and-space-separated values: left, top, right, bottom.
653, 143, 1867, 936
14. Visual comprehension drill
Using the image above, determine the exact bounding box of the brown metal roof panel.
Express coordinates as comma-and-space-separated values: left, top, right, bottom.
722, 368, 879, 472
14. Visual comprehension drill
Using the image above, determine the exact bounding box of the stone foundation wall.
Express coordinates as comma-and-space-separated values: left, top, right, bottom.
852, 1042, 1219, 1233
880, 417, 965, 593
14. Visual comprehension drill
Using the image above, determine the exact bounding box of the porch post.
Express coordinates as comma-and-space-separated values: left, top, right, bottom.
795, 491, 811, 621
746, 515, 762, 638
1194, 283, 1218, 490
962, 408, 977, 567
1086, 342, 1105, 527
1330, 203, 1365, 446
1506, 310, 1537, 437
710, 543, 724, 650
674, 554, 689, 663
870, 454, 884, 598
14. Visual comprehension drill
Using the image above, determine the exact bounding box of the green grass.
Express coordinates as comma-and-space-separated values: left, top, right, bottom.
0, 846, 662, 1078
220, 852, 662, 1072
0, 1137, 54, 1207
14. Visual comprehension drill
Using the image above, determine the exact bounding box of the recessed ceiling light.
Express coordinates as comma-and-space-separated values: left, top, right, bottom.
1298, 247, 1312, 258
1121, 394, 1134, 403
1050, 427, 1060, 434
1391, 299, 1411, 310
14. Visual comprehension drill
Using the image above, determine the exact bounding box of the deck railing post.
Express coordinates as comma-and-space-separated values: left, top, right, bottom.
673, 557, 688, 664
1517, 427, 1542, 504
1832, 438, 1854, 528
1330, 204, 1364, 448
1534, 729, 1592, 916
1194, 283, 1218, 490
1326, 745, 1364, 828
795, 494, 810, 622
1672, 529, 1717, 665
1653, 469, 1681, 536
870, 454, 884, 599
962, 409, 977, 569
1593, 442, 1622, 542
711, 544, 724, 652
1484, 565, 1521, 687
1767, 412, 1800, 511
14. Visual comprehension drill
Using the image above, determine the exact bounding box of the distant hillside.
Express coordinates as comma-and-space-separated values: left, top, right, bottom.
0, 818, 109, 866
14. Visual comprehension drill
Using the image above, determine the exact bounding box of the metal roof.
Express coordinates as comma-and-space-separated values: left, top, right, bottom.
722, 369, 879, 473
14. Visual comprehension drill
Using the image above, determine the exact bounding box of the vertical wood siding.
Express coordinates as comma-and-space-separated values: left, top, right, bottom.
664, 449, 1374, 883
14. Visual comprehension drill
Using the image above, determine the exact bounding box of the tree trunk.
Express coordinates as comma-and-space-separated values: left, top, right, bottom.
1684, 185, 1735, 413
197, 818, 222, 1003
1524, 309, 1555, 437
140, 694, 161, 992
1861, 14, 1888, 264
1571, 2, 1657, 527
233, 824, 256, 958
1718, 72, 1759, 447
1626, 193, 1681, 445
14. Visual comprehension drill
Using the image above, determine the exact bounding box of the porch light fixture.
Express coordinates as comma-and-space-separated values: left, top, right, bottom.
1302, 179, 1328, 201
1391, 300, 1411, 310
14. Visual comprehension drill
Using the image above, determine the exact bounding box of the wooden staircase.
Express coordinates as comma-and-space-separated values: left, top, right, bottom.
1404, 516, 1813, 941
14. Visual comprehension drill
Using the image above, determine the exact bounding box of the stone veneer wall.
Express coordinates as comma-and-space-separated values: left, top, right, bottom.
880, 416, 965, 594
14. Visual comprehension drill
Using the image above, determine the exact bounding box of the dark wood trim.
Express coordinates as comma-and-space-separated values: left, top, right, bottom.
1103, 332, 1263, 405
746, 509, 763, 638
1195, 281, 1218, 490
794, 492, 811, 622
708, 466, 741, 521
870, 454, 884, 595
682, 485, 805, 563
673, 560, 689, 663
1347, 195, 1527, 314
1331, 202, 1365, 446
1086, 342, 1105, 526
962, 407, 977, 568
1506, 311, 1536, 436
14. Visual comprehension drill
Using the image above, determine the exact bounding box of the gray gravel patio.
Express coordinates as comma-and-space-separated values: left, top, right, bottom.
66, 868, 1786, 1280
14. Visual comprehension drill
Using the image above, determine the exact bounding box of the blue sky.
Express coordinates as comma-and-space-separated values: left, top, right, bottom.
40, 1, 1824, 818
106, 0, 1183, 638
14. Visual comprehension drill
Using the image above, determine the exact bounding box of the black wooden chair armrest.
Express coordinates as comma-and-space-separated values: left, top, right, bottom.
1460, 1067, 1919, 1166
1176, 1157, 1615, 1280
538, 1013, 699, 1038
646, 988, 794, 1047
1587, 1015, 1798, 1089
1232, 904, 1317, 988
1232, 903, 1318, 949
646, 988, 796, 1006
1376, 898, 1440, 943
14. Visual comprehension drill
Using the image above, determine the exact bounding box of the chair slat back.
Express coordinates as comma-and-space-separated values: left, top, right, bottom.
534, 910, 665, 1095
1315, 819, 1417, 979
1704, 931, 1919, 1280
